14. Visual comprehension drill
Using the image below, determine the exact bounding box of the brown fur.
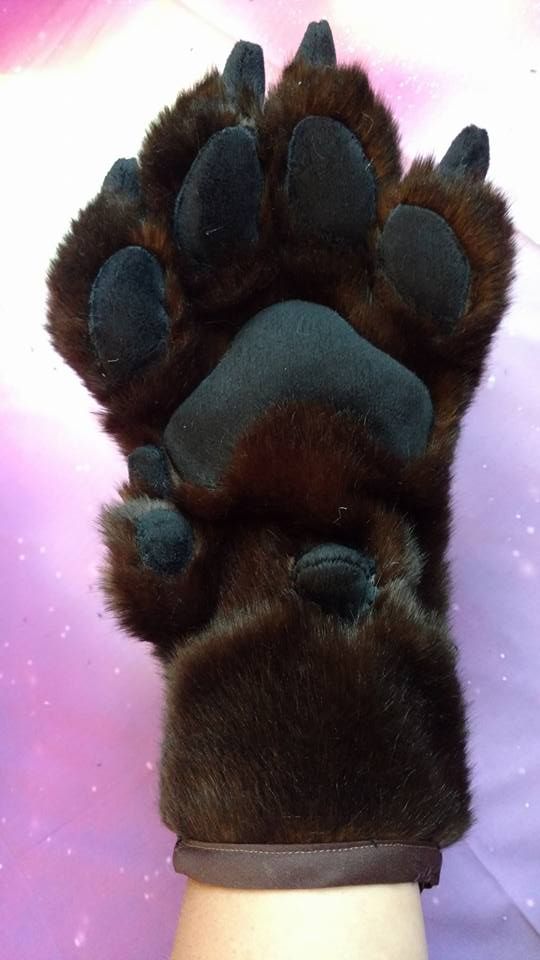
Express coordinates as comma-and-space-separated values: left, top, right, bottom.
46, 44, 515, 849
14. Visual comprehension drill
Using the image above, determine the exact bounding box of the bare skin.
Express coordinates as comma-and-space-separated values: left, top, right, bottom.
171, 879, 428, 960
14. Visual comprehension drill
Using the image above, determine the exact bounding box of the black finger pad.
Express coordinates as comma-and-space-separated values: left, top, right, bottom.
293, 544, 377, 619
223, 40, 265, 106
380, 205, 470, 331
438, 125, 489, 181
102, 158, 141, 201
128, 445, 172, 498
134, 508, 193, 574
89, 246, 170, 381
174, 125, 263, 270
295, 20, 336, 67
286, 117, 376, 244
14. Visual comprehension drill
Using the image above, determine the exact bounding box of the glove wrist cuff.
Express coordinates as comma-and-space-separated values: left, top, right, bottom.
173, 837, 442, 891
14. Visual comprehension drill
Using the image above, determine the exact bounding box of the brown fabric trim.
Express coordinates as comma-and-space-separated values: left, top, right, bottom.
173, 838, 442, 890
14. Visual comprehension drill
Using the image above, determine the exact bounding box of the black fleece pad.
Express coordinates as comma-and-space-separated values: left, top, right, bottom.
128, 445, 172, 498
294, 20, 336, 66
134, 507, 193, 575
438, 125, 489, 181
163, 300, 433, 489
286, 117, 376, 243
379, 205, 471, 331
222, 40, 265, 106
101, 157, 141, 201
89, 246, 170, 381
293, 544, 377, 620
174, 125, 263, 270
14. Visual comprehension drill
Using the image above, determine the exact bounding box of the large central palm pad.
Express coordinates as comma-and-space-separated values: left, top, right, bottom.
164, 300, 434, 488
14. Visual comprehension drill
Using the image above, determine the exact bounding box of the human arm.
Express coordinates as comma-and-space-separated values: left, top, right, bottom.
170, 879, 428, 960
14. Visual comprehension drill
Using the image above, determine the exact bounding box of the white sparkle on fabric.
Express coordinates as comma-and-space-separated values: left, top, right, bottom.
526, 526, 535, 534
526, 899, 535, 908
145, 761, 153, 770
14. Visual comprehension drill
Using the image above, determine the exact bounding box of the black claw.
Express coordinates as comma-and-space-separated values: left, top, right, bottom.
101, 158, 141, 201
89, 246, 170, 382
438, 125, 490, 181
294, 20, 336, 67
128, 445, 172, 498
174, 125, 263, 270
222, 40, 265, 106
134, 507, 193, 575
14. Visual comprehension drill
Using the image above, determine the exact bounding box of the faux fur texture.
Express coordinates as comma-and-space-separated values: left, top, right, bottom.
46, 20, 515, 850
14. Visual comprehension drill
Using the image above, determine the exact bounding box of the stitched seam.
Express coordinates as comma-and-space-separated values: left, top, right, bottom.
181, 842, 436, 856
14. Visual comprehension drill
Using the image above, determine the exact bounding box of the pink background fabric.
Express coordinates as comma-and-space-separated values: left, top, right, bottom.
1, 1, 539, 956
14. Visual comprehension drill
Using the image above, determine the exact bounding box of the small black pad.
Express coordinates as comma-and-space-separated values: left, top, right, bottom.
293, 544, 377, 619
102, 158, 141, 201
174, 125, 263, 270
286, 117, 376, 244
379, 205, 471, 332
222, 40, 265, 107
128, 445, 172, 498
163, 300, 433, 489
438, 125, 489, 181
89, 246, 170, 381
294, 20, 336, 67
134, 507, 193, 575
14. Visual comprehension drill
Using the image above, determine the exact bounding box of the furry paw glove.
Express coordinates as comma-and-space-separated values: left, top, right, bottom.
46, 20, 514, 890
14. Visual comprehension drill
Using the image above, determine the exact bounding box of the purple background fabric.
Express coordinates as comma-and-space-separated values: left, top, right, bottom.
1, 1, 538, 957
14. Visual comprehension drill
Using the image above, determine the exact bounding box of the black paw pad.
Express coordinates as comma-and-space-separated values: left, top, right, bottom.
102, 158, 141, 201
294, 20, 336, 67
438, 125, 489, 181
379, 206, 471, 331
286, 117, 376, 244
128, 445, 172, 498
134, 507, 193, 575
293, 544, 377, 620
89, 246, 170, 382
222, 40, 265, 107
174, 125, 263, 271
